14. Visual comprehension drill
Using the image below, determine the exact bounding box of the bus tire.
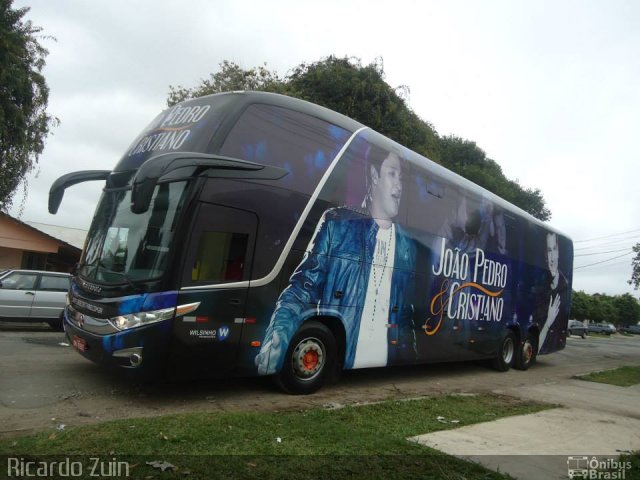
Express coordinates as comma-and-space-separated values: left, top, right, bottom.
275, 321, 337, 395
491, 331, 516, 372
514, 332, 537, 371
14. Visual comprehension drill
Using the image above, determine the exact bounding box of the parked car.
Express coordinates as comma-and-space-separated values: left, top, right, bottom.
568, 319, 588, 338
621, 325, 640, 335
0, 269, 70, 330
587, 323, 616, 335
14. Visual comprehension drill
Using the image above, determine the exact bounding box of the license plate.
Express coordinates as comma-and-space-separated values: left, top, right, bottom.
72, 335, 87, 352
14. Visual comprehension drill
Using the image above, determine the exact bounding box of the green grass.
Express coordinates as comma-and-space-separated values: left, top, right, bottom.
0, 394, 550, 479
587, 332, 614, 339
576, 366, 640, 387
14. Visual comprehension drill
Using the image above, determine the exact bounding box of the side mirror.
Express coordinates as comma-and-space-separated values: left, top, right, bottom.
49, 170, 111, 214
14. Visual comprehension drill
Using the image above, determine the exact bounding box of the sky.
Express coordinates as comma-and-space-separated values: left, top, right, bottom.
8, 0, 640, 297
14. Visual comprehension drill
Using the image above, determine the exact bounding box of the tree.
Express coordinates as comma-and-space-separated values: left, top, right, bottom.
629, 243, 640, 290
285, 56, 442, 162
440, 136, 551, 221
569, 290, 640, 326
614, 293, 640, 327
440, 135, 487, 171
589, 293, 617, 324
0, 0, 57, 210
167, 60, 284, 106
570, 290, 592, 321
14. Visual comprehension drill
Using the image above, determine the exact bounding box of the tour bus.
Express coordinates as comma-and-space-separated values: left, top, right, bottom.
50, 91, 573, 394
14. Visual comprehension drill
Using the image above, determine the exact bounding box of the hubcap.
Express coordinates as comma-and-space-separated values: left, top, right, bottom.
503, 337, 514, 364
292, 337, 325, 381
303, 350, 319, 370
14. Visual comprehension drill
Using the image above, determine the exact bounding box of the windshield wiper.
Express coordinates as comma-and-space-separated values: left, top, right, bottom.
95, 264, 147, 293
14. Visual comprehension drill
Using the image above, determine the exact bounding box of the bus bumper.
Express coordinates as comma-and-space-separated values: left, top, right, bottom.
64, 314, 171, 377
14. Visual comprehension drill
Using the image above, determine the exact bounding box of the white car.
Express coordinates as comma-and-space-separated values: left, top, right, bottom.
0, 269, 70, 330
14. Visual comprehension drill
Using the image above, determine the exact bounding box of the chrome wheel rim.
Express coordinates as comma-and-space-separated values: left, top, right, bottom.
503, 337, 515, 364
291, 337, 325, 381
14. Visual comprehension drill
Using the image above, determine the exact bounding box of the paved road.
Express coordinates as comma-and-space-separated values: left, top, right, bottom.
1, 321, 639, 437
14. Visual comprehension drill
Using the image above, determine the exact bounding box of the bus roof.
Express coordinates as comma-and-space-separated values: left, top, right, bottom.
115, 91, 568, 240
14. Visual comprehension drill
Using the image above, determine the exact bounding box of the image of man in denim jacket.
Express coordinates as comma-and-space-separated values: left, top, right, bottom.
255, 146, 418, 375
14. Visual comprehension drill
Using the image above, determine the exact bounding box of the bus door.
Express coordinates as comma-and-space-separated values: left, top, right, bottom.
171, 202, 257, 377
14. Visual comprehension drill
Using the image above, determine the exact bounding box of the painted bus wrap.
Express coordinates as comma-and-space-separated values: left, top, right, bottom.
51, 92, 572, 393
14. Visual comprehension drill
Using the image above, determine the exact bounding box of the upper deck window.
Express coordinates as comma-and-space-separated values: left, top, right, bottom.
116, 94, 235, 172
220, 104, 351, 196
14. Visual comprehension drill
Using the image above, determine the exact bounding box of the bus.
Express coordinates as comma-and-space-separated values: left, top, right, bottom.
50, 91, 573, 394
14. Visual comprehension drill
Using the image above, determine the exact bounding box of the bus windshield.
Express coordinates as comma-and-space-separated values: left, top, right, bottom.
80, 181, 188, 284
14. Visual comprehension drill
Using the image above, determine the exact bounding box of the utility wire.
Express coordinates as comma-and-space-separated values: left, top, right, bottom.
574, 235, 640, 251
574, 247, 633, 258
574, 251, 634, 270
575, 228, 640, 243
572, 259, 632, 271
575, 233, 640, 246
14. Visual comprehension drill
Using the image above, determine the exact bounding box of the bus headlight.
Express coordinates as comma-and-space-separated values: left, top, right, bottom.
109, 302, 200, 331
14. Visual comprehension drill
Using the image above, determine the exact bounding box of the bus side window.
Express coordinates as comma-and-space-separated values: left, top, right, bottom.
183, 202, 258, 287
192, 232, 249, 282
219, 103, 350, 196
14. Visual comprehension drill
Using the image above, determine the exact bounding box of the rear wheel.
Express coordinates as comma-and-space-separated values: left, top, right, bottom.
275, 321, 337, 395
491, 331, 516, 372
514, 332, 538, 371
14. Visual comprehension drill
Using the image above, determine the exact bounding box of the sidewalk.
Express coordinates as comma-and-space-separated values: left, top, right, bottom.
409, 379, 640, 479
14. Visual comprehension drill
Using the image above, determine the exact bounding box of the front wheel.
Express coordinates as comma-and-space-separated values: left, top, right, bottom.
491, 331, 516, 372
275, 321, 337, 395
514, 332, 538, 371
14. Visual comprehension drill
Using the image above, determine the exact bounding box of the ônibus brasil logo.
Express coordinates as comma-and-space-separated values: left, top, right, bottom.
567, 456, 632, 479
